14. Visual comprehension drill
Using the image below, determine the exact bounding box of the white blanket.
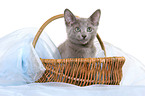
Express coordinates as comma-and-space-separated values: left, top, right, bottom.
0, 28, 145, 95
0, 82, 144, 96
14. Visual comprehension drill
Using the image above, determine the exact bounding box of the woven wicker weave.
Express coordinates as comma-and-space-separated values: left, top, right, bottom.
33, 14, 125, 86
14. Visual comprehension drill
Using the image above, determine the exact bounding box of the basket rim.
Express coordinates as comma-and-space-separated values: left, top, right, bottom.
40, 56, 126, 65
40, 56, 125, 60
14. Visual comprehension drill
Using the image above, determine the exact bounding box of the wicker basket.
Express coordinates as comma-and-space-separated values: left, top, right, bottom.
32, 14, 125, 86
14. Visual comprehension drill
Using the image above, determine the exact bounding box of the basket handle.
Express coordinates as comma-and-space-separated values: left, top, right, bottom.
32, 14, 106, 57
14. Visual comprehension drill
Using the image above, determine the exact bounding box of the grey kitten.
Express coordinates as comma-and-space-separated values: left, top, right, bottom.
58, 9, 101, 59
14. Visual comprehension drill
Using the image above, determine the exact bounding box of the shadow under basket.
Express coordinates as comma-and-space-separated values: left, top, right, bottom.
33, 14, 126, 86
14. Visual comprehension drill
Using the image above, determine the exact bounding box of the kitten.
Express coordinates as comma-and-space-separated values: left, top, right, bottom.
58, 9, 101, 59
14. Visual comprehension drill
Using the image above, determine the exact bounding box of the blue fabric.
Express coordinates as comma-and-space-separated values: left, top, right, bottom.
0, 28, 61, 86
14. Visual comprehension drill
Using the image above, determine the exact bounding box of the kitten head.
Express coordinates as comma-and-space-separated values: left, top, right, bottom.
64, 9, 101, 46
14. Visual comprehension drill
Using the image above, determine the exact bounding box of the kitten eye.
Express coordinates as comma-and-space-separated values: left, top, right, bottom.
74, 27, 81, 32
87, 27, 92, 32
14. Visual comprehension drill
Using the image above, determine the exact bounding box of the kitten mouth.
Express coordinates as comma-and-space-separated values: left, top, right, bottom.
79, 39, 88, 45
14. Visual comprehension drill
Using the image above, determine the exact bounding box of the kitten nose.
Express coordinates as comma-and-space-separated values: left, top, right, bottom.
82, 35, 86, 39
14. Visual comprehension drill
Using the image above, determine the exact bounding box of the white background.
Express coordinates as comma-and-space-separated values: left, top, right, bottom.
0, 0, 144, 64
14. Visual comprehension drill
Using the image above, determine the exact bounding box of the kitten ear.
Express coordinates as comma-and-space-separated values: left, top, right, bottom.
89, 9, 101, 26
64, 9, 76, 26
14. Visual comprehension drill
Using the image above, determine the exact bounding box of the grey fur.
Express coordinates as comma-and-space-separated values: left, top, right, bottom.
58, 9, 101, 59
